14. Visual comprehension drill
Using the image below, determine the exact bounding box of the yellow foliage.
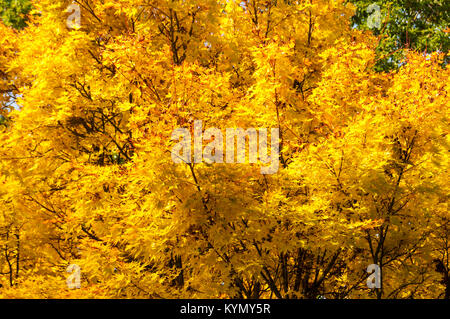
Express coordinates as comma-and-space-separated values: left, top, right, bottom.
0, 0, 448, 299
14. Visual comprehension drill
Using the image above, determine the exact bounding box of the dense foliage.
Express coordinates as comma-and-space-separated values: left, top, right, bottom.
0, 0, 448, 299
350, 0, 450, 71
0, 0, 32, 29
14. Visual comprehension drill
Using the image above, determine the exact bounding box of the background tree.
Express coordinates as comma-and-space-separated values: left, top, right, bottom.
349, 0, 450, 71
0, 0, 32, 29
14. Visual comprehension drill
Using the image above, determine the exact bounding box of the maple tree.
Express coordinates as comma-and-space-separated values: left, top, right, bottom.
0, 0, 448, 299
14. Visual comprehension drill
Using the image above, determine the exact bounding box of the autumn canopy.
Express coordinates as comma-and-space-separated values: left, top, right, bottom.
0, 0, 448, 299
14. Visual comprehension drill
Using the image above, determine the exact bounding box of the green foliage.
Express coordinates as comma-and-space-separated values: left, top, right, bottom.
0, 0, 32, 29
349, 0, 450, 71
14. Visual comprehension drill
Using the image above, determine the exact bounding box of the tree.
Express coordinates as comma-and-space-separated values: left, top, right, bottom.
0, 0, 448, 299
0, 0, 32, 29
349, 0, 450, 71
